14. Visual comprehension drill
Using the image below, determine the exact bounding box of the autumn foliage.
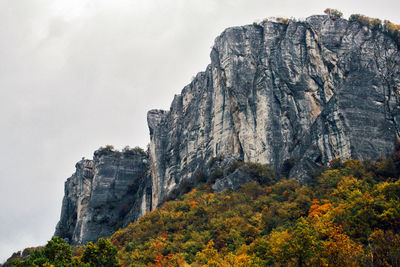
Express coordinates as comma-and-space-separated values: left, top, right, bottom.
9, 144, 400, 266
104, 145, 400, 266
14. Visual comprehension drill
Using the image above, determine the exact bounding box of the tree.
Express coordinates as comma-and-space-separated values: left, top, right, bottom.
43, 236, 73, 265
324, 8, 343, 20
322, 226, 364, 266
368, 229, 400, 267
81, 238, 121, 267
12, 237, 73, 267
266, 218, 321, 266
194, 240, 225, 266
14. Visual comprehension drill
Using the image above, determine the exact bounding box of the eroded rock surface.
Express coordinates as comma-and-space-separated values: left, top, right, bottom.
148, 15, 400, 207
56, 14, 400, 244
55, 148, 151, 244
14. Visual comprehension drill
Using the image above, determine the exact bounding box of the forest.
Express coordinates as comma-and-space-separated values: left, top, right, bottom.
7, 143, 400, 266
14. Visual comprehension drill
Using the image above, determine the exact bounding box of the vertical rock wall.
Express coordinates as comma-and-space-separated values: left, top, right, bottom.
148, 15, 400, 208
55, 149, 151, 244
56, 14, 400, 243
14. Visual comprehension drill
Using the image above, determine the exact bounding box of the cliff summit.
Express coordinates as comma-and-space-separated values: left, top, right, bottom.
55, 13, 400, 244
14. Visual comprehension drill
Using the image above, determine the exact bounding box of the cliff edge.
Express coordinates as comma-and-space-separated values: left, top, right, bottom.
55, 14, 400, 244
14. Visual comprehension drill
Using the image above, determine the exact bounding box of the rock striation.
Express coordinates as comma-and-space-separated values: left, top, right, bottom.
148, 15, 400, 208
56, 14, 400, 244
55, 148, 151, 244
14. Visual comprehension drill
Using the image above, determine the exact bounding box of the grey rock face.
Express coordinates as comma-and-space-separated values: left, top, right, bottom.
56, 14, 400, 244
55, 159, 94, 243
148, 15, 400, 206
55, 148, 151, 244
212, 168, 254, 192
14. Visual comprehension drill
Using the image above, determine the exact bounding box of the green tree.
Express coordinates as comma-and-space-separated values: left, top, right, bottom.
44, 236, 73, 264
324, 8, 343, 20
12, 236, 73, 267
266, 218, 321, 266
81, 238, 121, 267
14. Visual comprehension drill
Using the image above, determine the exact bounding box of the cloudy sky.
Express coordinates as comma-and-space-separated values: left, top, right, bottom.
1, 0, 399, 262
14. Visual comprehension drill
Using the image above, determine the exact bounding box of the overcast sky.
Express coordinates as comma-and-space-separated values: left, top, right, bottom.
1, 0, 399, 262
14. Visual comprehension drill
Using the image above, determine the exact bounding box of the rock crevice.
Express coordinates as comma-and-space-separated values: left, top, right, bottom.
55, 149, 151, 244
56, 15, 400, 244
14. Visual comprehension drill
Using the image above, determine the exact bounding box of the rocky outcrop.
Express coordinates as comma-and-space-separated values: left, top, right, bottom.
56, 14, 400, 244
212, 168, 254, 192
148, 15, 400, 208
55, 148, 151, 244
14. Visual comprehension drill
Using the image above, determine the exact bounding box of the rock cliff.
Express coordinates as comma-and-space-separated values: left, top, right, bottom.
56, 14, 400, 243
55, 147, 151, 244
148, 15, 400, 208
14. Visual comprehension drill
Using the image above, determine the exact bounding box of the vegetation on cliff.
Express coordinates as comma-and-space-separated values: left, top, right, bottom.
109, 150, 400, 266
8, 237, 120, 267
10, 143, 400, 266
257, 9, 400, 46
5, 9, 400, 266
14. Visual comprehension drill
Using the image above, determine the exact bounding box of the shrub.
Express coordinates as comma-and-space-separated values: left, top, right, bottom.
276, 17, 291, 24
179, 179, 195, 195
349, 14, 382, 30
383, 20, 400, 45
96, 144, 116, 156
349, 14, 400, 45
328, 158, 343, 169
226, 161, 276, 186
324, 8, 343, 20
103, 144, 115, 151
122, 146, 146, 156
370, 18, 383, 30
349, 14, 370, 25
281, 158, 296, 178
226, 161, 245, 175
208, 168, 223, 184
245, 162, 276, 186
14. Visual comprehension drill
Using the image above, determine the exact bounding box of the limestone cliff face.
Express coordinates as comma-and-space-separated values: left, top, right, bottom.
148, 15, 400, 208
56, 14, 400, 243
55, 148, 151, 244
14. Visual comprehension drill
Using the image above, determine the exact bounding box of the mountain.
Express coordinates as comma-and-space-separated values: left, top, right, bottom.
54, 13, 400, 245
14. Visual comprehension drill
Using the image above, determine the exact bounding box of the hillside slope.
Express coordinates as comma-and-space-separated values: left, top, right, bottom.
8, 149, 400, 266
55, 12, 400, 245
